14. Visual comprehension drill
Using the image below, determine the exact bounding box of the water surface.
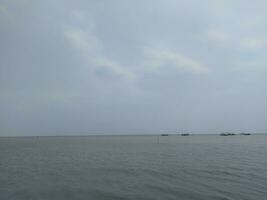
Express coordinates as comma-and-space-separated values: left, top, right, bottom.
1, 135, 267, 200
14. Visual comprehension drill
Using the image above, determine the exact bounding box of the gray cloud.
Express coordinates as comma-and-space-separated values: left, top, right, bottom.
1, 0, 267, 136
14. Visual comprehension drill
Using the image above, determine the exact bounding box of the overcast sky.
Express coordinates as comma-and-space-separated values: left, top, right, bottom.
0, 0, 267, 136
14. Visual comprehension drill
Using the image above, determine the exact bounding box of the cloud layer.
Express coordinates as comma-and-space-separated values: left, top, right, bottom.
1, 0, 267, 135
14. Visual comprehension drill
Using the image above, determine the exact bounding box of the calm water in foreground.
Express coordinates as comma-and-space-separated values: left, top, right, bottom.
1, 135, 267, 200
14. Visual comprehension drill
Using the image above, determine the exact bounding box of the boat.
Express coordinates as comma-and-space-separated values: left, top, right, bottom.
161, 134, 169, 136
220, 132, 235, 136
181, 133, 190, 136
240, 133, 251, 135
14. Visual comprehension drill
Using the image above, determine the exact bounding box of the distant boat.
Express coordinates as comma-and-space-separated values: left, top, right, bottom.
161, 134, 169, 136
240, 133, 251, 135
220, 132, 235, 136
181, 133, 190, 136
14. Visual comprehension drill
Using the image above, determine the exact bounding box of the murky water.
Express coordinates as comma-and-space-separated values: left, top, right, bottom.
1, 135, 267, 200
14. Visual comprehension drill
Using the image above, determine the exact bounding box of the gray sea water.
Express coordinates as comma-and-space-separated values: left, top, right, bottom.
1, 135, 267, 200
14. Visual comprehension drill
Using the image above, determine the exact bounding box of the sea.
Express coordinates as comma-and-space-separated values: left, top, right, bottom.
1, 135, 267, 200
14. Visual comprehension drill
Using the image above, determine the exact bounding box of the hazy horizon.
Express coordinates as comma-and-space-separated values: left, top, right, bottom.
1, 0, 267, 136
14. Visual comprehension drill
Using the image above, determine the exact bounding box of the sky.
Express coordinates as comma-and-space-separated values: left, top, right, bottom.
0, 0, 267, 136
